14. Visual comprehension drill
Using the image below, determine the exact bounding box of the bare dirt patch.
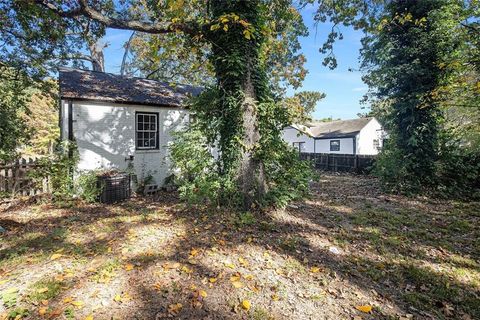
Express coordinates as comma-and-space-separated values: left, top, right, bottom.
0, 173, 478, 319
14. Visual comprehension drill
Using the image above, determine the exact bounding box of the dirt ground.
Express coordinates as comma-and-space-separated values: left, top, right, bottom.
0, 173, 478, 320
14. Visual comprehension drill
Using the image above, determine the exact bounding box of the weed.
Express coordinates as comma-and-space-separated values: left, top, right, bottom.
28, 278, 63, 302
64, 307, 75, 319
235, 212, 256, 227
251, 307, 273, 320
1, 287, 19, 308
7, 307, 29, 319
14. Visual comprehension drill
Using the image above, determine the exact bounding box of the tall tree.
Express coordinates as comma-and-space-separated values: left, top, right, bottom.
0, 63, 32, 162
360, 0, 463, 192
4, 0, 313, 209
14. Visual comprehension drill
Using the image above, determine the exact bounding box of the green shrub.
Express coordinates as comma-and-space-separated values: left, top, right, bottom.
32, 140, 78, 202
76, 170, 102, 203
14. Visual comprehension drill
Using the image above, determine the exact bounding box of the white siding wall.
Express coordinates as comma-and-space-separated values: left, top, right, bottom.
281, 127, 315, 153
315, 138, 355, 154
356, 118, 384, 155
62, 100, 188, 186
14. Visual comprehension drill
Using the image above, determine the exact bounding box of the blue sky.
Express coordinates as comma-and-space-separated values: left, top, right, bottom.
101, 5, 369, 120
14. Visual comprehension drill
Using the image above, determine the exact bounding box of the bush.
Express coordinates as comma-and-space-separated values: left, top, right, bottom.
32, 140, 78, 202
32, 141, 103, 203
374, 133, 480, 200
75, 170, 102, 203
434, 139, 480, 200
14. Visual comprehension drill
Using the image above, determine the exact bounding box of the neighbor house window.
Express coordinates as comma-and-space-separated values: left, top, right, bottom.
292, 142, 305, 153
330, 140, 340, 151
373, 139, 380, 150
136, 112, 159, 150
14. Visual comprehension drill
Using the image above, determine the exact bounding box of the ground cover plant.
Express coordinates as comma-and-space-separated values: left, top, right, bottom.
0, 173, 478, 319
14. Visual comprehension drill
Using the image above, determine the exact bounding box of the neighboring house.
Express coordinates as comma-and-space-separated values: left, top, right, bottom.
58, 67, 201, 187
282, 117, 385, 155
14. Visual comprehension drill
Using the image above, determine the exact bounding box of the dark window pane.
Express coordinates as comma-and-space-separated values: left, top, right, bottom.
138, 114, 143, 122
330, 140, 340, 151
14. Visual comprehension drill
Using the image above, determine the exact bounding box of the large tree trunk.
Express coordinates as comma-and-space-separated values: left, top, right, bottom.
209, 0, 268, 209
239, 67, 267, 209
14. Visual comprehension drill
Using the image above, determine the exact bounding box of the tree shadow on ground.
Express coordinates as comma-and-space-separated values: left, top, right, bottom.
0, 174, 479, 319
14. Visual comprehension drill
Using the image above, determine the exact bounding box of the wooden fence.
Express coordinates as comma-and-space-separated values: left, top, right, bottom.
0, 156, 49, 197
300, 152, 376, 173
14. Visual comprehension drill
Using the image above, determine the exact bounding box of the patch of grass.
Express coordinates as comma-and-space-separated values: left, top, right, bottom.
284, 258, 306, 274
7, 307, 29, 319
28, 278, 63, 302
279, 236, 302, 251
235, 212, 256, 227
251, 307, 274, 320
1, 287, 19, 308
64, 307, 75, 320
448, 220, 472, 232
92, 259, 121, 283
259, 221, 276, 232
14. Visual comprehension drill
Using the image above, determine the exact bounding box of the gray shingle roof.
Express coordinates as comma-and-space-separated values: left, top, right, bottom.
59, 67, 202, 107
307, 118, 373, 138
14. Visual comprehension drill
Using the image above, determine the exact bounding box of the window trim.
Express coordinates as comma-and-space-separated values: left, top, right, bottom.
292, 141, 305, 153
330, 139, 340, 152
135, 111, 160, 150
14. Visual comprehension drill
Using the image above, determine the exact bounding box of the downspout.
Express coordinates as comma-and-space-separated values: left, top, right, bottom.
353, 136, 356, 155
68, 100, 74, 158
58, 98, 63, 141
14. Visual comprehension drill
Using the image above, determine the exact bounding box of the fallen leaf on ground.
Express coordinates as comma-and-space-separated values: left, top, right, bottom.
41, 300, 49, 306
209, 277, 217, 283
85, 316, 94, 320
238, 257, 249, 267
190, 248, 199, 257
37, 287, 49, 294
232, 281, 244, 288
230, 275, 241, 282
39, 307, 47, 315
199, 289, 207, 298
50, 253, 62, 260
168, 303, 183, 315
310, 267, 321, 273
63, 297, 73, 304
71, 300, 84, 308
125, 263, 134, 271
356, 305, 373, 313
241, 300, 251, 311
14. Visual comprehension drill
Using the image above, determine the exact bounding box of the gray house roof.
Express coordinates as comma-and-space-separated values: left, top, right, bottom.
291, 117, 374, 139
310, 118, 373, 138
58, 67, 202, 107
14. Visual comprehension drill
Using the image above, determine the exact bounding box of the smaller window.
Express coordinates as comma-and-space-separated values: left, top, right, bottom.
373, 139, 380, 150
330, 140, 340, 151
136, 112, 159, 150
292, 142, 305, 153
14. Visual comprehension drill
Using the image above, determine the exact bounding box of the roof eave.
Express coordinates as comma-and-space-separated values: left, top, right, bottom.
60, 96, 187, 109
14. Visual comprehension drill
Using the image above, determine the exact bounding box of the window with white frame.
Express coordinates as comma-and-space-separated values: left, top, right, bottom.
373, 139, 380, 150
330, 140, 340, 151
136, 112, 159, 150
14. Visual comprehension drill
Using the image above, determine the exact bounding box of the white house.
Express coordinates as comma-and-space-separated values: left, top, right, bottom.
282, 117, 385, 155
59, 68, 201, 187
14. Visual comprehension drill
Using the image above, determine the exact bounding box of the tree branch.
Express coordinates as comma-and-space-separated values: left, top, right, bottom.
34, 0, 200, 35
